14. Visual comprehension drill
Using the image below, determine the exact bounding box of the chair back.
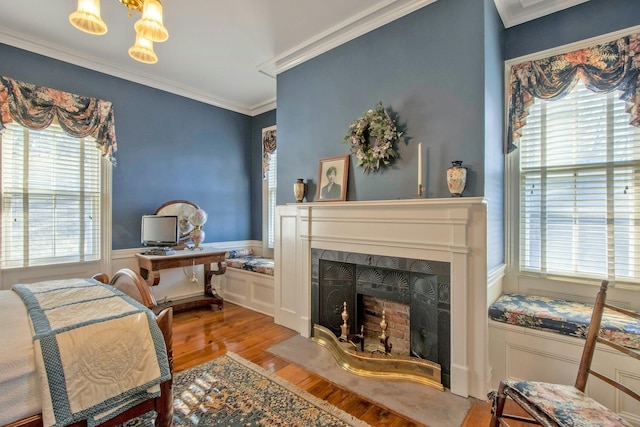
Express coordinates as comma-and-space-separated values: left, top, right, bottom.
110, 268, 157, 309
575, 280, 640, 403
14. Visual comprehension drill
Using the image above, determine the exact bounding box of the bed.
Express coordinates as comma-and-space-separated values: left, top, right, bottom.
0, 268, 173, 427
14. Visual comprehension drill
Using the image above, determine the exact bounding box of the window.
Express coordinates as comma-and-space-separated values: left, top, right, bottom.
517, 80, 640, 284
264, 149, 277, 250
1, 122, 103, 268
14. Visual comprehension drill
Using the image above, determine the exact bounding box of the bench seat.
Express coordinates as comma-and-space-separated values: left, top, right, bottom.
224, 256, 274, 276
489, 293, 640, 350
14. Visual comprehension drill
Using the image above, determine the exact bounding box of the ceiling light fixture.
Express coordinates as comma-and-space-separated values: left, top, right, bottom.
69, 0, 169, 64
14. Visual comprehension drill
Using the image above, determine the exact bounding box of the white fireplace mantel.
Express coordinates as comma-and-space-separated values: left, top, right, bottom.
274, 197, 489, 399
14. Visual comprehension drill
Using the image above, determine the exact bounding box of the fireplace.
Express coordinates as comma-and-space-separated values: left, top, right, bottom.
312, 250, 452, 388
274, 198, 489, 399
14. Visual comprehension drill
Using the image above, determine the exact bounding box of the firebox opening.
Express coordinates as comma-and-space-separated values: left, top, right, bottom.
312, 249, 451, 389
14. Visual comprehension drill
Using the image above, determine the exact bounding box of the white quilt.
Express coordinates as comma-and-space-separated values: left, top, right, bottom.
12, 278, 170, 427
0, 290, 41, 425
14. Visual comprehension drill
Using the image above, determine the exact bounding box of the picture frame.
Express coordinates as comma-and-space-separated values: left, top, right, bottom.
317, 155, 349, 202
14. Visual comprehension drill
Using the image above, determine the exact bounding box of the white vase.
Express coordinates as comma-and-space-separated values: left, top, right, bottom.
293, 178, 306, 202
190, 227, 205, 249
446, 161, 467, 197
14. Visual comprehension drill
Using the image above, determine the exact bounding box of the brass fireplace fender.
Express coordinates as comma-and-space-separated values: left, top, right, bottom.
311, 324, 444, 391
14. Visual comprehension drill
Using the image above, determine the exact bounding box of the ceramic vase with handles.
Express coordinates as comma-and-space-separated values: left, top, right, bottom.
446, 160, 467, 197
293, 178, 306, 202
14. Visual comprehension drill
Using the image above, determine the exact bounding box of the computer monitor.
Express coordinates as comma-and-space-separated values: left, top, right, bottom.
141, 215, 179, 248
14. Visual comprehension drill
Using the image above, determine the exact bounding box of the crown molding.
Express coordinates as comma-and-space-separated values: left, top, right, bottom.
249, 98, 277, 116
0, 29, 256, 116
257, 0, 438, 77
2, 0, 437, 116
493, 0, 589, 28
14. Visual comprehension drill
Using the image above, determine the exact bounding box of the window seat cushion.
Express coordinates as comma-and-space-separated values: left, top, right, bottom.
489, 293, 640, 350
224, 254, 274, 276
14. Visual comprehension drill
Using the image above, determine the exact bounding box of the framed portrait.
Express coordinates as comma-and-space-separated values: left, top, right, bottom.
317, 155, 349, 202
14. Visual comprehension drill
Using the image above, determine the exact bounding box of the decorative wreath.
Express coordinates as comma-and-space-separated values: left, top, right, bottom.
342, 102, 403, 174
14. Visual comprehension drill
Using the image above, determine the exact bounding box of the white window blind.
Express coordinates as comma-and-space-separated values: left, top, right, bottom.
266, 150, 277, 249
519, 80, 640, 284
1, 122, 102, 268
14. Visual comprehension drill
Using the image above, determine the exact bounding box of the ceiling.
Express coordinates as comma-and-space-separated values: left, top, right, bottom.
0, 0, 588, 116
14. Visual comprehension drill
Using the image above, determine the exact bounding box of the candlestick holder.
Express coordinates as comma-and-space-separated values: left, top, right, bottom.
417, 184, 424, 198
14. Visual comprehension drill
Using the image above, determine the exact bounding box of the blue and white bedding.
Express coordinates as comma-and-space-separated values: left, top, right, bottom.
10, 278, 170, 427
0, 289, 40, 425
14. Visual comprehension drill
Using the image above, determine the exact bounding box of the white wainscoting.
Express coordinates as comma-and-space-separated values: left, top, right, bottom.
220, 268, 274, 316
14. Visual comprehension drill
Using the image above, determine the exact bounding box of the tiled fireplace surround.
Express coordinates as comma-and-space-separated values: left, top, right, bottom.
274, 198, 489, 399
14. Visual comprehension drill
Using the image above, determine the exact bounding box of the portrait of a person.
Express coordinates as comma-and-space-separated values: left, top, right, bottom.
320, 166, 341, 200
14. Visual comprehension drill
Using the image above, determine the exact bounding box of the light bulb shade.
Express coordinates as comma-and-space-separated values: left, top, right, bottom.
134, 0, 169, 43
188, 209, 208, 227
69, 0, 107, 35
128, 34, 158, 64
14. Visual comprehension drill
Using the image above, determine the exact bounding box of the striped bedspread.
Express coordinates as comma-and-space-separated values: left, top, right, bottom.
12, 278, 170, 427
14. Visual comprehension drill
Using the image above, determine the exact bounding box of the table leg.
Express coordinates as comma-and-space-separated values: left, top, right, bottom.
203, 262, 224, 309
139, 267, 160, 286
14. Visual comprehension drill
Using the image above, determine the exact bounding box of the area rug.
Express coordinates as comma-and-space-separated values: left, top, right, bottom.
267, 335, 472, 427
126, 352, 371, 426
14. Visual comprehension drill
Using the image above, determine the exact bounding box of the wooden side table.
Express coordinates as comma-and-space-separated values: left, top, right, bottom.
135, 249, 227, 313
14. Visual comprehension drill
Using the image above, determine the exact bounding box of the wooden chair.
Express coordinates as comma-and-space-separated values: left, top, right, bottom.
489, 280, 640, 427
109, 268, 157, 309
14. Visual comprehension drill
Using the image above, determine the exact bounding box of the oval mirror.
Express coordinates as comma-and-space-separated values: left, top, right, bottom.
154, 200, 199, 241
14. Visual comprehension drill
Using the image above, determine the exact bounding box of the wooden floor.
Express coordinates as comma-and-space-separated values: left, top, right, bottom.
171, 302, 495, 427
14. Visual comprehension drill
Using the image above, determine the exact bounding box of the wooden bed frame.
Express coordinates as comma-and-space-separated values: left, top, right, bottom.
3, 269, 174, 427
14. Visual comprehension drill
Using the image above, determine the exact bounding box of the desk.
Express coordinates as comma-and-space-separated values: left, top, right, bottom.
135, 249, 227, 312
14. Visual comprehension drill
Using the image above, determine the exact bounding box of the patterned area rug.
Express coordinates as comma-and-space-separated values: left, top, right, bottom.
124, 352, 371, 427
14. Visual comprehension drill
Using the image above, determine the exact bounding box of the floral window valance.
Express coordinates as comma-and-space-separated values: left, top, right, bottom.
0, 76, 117, 165
507, 32, 640, 153
262, 125, 276, 179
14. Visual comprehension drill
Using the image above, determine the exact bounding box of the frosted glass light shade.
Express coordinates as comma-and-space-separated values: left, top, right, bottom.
188, 209, 208, 227
134, 0, 169, 43
69, 0, 107, 35
128, 34, 158, 64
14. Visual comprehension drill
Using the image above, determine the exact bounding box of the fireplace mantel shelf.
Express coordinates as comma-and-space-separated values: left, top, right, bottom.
287, 196, 486, 208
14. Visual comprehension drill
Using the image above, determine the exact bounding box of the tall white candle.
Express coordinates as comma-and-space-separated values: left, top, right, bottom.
418, 143, 422, 185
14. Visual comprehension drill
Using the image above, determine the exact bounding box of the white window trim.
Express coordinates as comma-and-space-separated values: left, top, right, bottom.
0, 132, 112, 288
504, 24, 640, 300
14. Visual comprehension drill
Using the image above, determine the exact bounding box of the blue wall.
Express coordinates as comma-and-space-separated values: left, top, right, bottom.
483, 0, 506, 270
277, 0, 489, 203
0, 43, 254, 250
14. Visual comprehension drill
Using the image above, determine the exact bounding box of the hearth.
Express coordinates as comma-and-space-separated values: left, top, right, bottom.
311, 249, 451, 388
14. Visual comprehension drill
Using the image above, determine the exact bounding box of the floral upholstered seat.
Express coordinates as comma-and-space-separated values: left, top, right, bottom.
497, 381, 633, 426
489, 293, 640, 349
224, 249, 274, 276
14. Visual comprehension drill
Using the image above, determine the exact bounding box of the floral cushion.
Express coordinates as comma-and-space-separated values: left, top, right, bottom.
226, 248, 254, 259
502, 380, 633, 426
225, 256, 274, 276
489, 293, 640, 350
